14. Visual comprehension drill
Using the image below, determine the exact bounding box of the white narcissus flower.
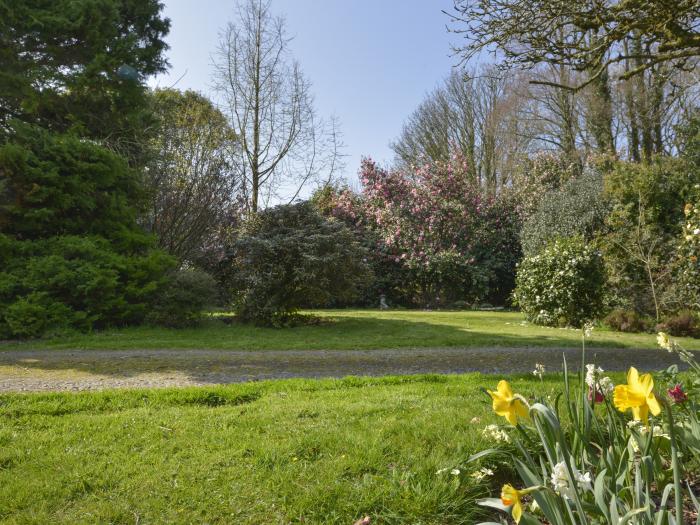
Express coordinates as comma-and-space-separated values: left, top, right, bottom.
532, 363, 545, 379
482, 424, 510, 443
585, 364, 603, 388
657, 332, 676, 352
598, 376, 614, 395
550, 461, 592, 499
470, 467, 494, 481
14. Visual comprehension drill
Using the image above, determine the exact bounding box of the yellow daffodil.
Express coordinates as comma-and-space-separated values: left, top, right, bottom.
501, 484, 524, 523
487, 380, 529, 425
613, 367, 661, 424
500, 484, 541, 523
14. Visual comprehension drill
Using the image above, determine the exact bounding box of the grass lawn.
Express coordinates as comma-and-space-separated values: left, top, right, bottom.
0, 373, 568, 524
3, 309, 699, 351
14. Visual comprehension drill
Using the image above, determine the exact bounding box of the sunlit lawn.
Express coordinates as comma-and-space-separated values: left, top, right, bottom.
3, 309, 699, 351
0, 373, 566, 524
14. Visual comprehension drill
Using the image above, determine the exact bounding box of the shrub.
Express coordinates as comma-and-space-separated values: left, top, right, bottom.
603, 308, 650, 333
676, 194, 700, 309
223, 202, 372, 326
520, 169, 608, 256
2, 292, 75, 339
657, 310, 700, 338
0, 236, 174, 339
146, 269, 218, 328
0, 125, 175, 338
510, 151, 580, 221
322, 157, 521, 307
513, 237, 606, 327
600, 158, 700, 318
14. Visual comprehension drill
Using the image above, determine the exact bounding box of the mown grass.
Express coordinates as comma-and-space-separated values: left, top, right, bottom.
4, 309, 700, 351
0, 373, 566, 524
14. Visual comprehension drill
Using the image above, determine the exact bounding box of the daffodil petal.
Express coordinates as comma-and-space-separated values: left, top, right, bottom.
496, 380, 513, 399
632, 404, 649, 423
512, 501, 523, 523
638, 373, 654, 396
514, 399, 529, 421
614, 385, 632, 411
627, 367, 639, 387
647, 393, 661, 416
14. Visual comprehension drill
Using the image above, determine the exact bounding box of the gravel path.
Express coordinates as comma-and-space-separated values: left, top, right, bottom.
0, 346, 691, 392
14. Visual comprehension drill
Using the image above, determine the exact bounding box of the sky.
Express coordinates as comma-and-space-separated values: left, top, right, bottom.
150, 0, 460, 186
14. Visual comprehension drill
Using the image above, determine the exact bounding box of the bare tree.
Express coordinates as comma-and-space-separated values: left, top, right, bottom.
392, 66, 531, 190
212, 0, 342, 212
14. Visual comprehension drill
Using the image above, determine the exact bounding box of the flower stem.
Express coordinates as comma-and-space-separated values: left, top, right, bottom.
663, 399, 684, 521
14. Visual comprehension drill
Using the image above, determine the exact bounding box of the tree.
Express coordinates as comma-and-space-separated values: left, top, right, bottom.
392, 66, 531, 191
223, 202, 372, 325
335, 157, 521, 307
0, 0, 170, 163
0, 124, 174, 338
449, 0, 700, 85
448, 0, 700, 157
146, 89, 241, 264
212, 0, 342, 212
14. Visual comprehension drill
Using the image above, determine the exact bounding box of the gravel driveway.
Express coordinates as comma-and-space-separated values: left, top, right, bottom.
0, 346, 690, 392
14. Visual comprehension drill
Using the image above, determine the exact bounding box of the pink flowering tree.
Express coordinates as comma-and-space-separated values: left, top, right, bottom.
326, 157, 520, 307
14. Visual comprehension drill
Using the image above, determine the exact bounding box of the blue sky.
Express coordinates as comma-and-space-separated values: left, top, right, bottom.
151, 0, 459, 185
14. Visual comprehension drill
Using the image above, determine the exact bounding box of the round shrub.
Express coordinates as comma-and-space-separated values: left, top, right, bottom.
146, 269, 218, 328
603, 308, 650, 333
656, 310, 700, 338
223, 202, 373, 326
514, 237, 606, 327
3, 292, 76, 338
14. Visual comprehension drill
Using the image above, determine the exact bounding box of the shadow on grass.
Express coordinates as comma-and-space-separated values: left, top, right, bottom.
0, 315, 693, 387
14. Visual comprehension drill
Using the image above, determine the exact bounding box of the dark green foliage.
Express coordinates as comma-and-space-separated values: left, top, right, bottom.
0, 123, 149, 250
521, 170, 609, 256
0, 235, 174, 338
603, 309, 650, 333
223, 202, 373, 325
677, 112, 700, 169
0, 0, 170, 162
604, 158, 697, 236
0, 126, 175, 339
147, 269, 218, 328
514, 236, 606, 327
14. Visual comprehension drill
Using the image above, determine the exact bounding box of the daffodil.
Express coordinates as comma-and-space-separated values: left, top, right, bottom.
487, 380, 529, 425
613, 367, 661, 424
500, 484, 542, 523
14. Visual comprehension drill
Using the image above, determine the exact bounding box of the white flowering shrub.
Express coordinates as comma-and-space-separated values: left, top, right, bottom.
513, 237, 606, 327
